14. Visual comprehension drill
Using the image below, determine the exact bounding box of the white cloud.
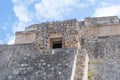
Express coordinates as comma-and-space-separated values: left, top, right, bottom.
13, 5, 31, 22
35, 0, 87, 20
5, 34, 15, 45
12, 0, 88, 24
12, 0, 89, 26
7, 36, 15, 45
93, 5, 120, 17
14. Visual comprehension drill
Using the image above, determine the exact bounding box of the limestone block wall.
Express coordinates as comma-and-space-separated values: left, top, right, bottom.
15, 31, 36, 44
25, 25, 37, 31
14, 16, 120, 49
80, 24, 120, 39
0, 43, 86, 80
83, 35, 120, 80
84, 16, 119, 27
14, 19, 80, 49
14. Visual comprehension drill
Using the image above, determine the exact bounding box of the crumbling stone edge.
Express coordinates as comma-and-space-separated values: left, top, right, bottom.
72, 49, 89, 80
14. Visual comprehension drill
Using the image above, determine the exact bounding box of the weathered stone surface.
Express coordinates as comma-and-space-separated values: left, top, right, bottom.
15, 19, 80, 49
84, 16, 119, 27
74, 49, 89, 80
15, 16, 120, 50
83, 35, 120, 80
0, 44, 87, 80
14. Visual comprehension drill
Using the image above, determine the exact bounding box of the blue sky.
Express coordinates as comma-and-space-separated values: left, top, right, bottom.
1, 0, 120, 44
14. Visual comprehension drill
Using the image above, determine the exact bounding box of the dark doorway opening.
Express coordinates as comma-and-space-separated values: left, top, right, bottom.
52, 41, 62, 49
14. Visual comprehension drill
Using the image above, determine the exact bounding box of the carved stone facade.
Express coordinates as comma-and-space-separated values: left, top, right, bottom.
15, 16, 120, 50
15, 19, 80, 49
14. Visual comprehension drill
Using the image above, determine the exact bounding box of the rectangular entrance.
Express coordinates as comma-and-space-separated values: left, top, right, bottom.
50, 38, 63, 49
53, 41, 62, 49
